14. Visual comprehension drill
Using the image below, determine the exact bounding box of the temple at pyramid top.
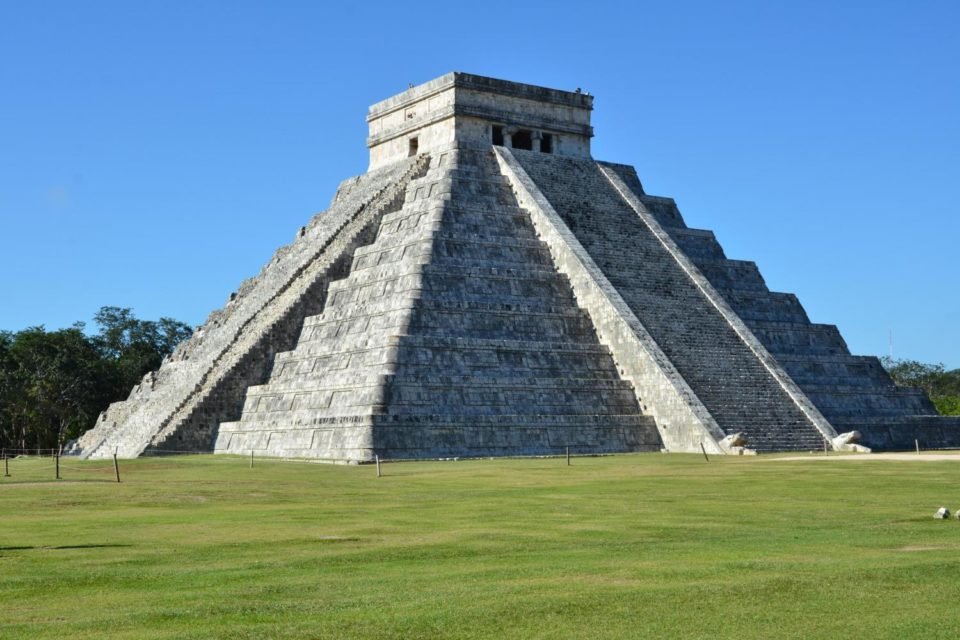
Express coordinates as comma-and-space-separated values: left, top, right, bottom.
367, 72, 594, 169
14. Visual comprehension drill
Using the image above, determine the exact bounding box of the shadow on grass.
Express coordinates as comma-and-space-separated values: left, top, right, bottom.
0, 544, 133, 552
0, 479, 124, 486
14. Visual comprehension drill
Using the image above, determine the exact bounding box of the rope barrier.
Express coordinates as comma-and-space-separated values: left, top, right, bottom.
0, 449, 61, 456
57, 464, 115, 473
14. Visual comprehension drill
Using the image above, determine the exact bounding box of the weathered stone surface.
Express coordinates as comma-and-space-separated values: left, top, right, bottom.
720, 433, 748, 449
367, 73, 593, 170
832, 431, 872, 453
73, 156, 429, 458
215, 147, 661, 461
602, 158, 960, 452
73, 72, 960, 460
507, 150, 833, 452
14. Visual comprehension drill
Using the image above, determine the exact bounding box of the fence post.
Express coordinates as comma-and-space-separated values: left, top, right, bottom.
566, 446, 570, 466
916, 439, 921, 455
699, 442, 710, 462
2, 449, 8, 477
375, 455, 381, 478
55, 453, 60, 480
113, 453, 121, 483
250, 450, 254, 469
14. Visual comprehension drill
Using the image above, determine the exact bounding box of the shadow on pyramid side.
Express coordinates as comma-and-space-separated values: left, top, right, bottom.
73, 72, 960, 461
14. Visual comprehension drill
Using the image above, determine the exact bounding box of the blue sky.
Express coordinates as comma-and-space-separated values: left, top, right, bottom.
1, 1, 957, 367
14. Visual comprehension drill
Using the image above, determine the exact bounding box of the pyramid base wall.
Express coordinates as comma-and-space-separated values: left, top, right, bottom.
215, 420, 375, 462
832, 416, 960, 451
214, 414, 661, 462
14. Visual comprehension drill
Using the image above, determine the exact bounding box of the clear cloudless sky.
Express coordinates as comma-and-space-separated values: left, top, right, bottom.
1, 1, 957, 367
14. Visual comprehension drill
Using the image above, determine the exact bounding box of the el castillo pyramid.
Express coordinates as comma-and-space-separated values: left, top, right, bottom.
73, 72, 960, 460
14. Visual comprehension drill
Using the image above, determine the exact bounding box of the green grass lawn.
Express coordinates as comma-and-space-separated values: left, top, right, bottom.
2, 452, 960, 639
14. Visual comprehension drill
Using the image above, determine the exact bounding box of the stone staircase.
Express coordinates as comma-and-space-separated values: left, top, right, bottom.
216, 148, 661, 460
512, 152, 828, 452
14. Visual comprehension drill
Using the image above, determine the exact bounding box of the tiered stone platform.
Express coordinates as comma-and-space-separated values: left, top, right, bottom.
72, 72, 959, 460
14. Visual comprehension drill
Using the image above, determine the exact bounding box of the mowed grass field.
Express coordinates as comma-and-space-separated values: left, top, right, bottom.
2, 453, 960, 639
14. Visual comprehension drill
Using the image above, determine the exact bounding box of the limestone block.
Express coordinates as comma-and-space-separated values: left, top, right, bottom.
832, 431, 872, 453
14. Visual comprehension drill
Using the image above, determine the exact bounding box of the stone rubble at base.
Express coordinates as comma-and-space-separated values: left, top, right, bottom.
70, 72, 960, 462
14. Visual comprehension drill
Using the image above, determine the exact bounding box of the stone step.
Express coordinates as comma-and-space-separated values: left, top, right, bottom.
382, 198, 529, 222
694, 259, 768, 293
379, 208, 538, 243
221, 412, 662, 460
667, 228, 726, 261
385, 334, 618, 354
270, 337, 620, 383
785, 373, 898, 389
315, 286, 598, 331
309, 293, 427, 325
720, 290, 810, 324
409, 306, 596, 341
638, 195, 687, 228
266, 351, 624, 390
325, 272, 422, 308
803, 385, 935, 417
239, 377, 641, 420
748, 321, 849, 356
829, 415, 960, 450
305, 296, 593, 332
415, 296, 590, 315
776, 353, 892, 387
421, 271, 574, 301
248, 374, 636, 397
351, 239, 556, 274
371, 415, 662, 457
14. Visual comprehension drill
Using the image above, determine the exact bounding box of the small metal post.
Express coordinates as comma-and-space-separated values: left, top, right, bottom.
250, 450, 254, 469
916, 439, 921, 455
823, 438, 829, 455
113, 453, 121, 483
566, 446, 570, 466
699, 442, 710, 462
375, 455, 381, 478
55, 453, 60, 480
3, 449, 8, 477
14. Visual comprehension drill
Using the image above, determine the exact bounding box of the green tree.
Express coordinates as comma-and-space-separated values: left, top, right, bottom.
0, 308, 192, 451
0, 331, 19, 451
91, 306, 192, 400
935, 396, 960, 416
1, 326, 110, 451
882, 357, 960, 417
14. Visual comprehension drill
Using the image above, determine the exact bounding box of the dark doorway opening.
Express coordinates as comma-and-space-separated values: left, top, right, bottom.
512, 129, 533, 150
492, 126, 504, 146
408, 137, 419, 157
541, 133, 553, 154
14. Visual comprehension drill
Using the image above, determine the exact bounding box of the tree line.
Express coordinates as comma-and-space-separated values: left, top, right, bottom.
0, 307, 192, 452
881, 357, 960, 416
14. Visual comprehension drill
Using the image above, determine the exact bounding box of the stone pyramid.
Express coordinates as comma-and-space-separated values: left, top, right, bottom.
74, 72, 960, 461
